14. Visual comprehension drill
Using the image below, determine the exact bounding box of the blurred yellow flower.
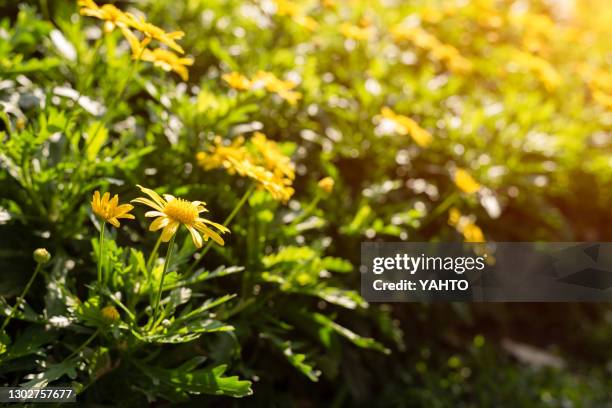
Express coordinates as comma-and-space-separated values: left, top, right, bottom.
391, 25, 472, 74
340, 22, 374, 41
121, 26, 148, 58
274, 0, 318, 31
196, 136, 249, 172
78, 0, 130, 33
91, 191, 135, 228
448, 207, 461, 226
222, 72, 252, 90
140, 48, 194, 81
318, 177, 334, 193
448, 207, 485, 243
253, 71, 302, 105
132, 185, 229, 248
391, 25, 436, 48
125, 13, 185, 54
430, 44, 473, 74
251, 132, 295, 180
222, 71, 302, 105
228, 158, 295, 203
197, 134, 296, 203
514, 51, 561, 92
463, 223, 485, 243
454, 168, 481, 194
593, 90, 612, 110
380, 107, 433, 148
512, 13, 555, 55
578, 65, 612, 95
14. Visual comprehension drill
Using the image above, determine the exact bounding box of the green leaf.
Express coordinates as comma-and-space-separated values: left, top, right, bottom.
263, 246, 317, 267
133, 319, 234, 344
341, 204, 373, 235
168, 266, 244, 290
312, 313, 390, 354
85, 121, 108, 160
305, 287, 367, 309
262, 333, 321, 382
75, 296, 103, 327
133, 359, 252, 398
320, 256, 353, 273
21, 357, 78, 388
4, 326, 57, 361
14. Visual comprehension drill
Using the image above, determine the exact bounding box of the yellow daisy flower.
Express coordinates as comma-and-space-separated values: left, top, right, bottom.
78, 0, 130, 33
91, 191, 135, 227
448, 207, 485, 243
125, 13, 185, 54
132, 185, 229, 248
120, 25, 148, 58
274, 0, 318, 31
253, 71, 303, 105
227, 158, 295, 203
196, 136, 249, 172
196, 134, 296, 203
251, 132, 295, 180
454, 168, 481, 194
140, 48, 194, 81
222, 72, 253, 90
380, 107, 433, 148
390, 25, 472, 74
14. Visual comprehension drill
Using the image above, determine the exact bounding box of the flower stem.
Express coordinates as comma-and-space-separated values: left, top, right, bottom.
186, 184, 255, 275
97, 222, 105, 289
66, 329, 99, 361
146, 234, 163, 274
1, 263, 43, 332
289, 192, 322, 227
150, 234, 176, 329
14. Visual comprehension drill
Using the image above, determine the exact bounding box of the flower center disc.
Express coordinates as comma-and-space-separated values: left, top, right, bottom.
164, 199, 198, 224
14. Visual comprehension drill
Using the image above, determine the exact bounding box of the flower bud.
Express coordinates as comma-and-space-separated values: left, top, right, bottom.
318, 177, 334, 194
100, 306, 120, 324
33, 248, 51, 265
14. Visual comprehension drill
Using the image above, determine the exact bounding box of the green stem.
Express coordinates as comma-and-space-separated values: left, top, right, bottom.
289, 192, 322, 227
150, 234, 176, 329
146, 235, 163, 274
97, 222, 105, 289
39, 0, 50, 21
66, 329, 99, 361
186, 184, 255, 275
420, 193, 458, 228
1, 263, 43, 331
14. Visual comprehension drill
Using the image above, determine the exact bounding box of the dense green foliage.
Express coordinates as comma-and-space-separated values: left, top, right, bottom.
1, 0, 611, 405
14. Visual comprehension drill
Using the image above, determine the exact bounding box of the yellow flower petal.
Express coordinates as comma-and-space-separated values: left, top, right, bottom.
160, 220, 180, 242
149, 216, 170, 231
186, 225, 203, 248
132, 197, 164, 212
91, 190, 134, 228
454, 168, 481, 194
136, 185, 166, 208
108, 217, 120, 228
194, 222, 225, 246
